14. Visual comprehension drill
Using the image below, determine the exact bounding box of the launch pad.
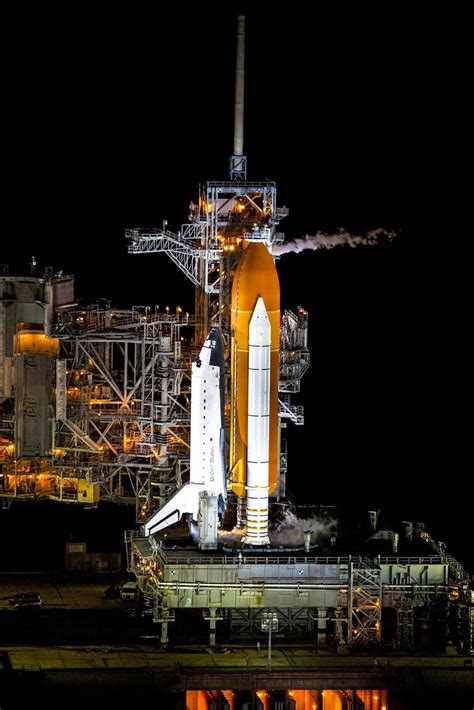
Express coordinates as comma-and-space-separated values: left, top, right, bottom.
0, 15, 472, 673
126, 511, 473, 653
120, 17, 471, 657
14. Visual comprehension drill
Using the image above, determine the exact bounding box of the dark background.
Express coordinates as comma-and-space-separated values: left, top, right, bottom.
2, 9, 469, 568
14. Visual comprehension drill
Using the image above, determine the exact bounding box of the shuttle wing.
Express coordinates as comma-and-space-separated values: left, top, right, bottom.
144, 482, 203, 536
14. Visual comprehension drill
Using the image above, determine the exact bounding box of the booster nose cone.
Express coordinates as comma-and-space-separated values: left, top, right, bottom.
248, 295, 271, 335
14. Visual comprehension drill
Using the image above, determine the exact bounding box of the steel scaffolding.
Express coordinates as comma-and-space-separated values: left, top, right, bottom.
348, 562, 382, 646
52, 306, 196, 519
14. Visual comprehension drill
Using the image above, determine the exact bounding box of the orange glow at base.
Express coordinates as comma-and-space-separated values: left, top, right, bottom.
186, 689, 389, 709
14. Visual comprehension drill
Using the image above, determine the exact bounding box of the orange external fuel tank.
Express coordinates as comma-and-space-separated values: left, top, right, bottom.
229, 242, 280, 498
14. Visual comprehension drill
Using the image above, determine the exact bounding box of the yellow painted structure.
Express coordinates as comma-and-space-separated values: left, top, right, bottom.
77, 478, 100, 503
15, 332, 59, 356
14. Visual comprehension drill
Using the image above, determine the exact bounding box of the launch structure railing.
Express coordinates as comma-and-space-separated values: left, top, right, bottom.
155, 551, 446, 567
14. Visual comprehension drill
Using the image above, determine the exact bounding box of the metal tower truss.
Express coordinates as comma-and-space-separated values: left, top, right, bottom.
53, 306, 196, 521
127, 225, 220, 291
127, 180, 287, 333
0, 415, 14, 440
279, 308, 310, 393
199, 180, 287, 245
273, 306, 310, 487
396, 597, 415, 650
279, 395, 304, 425
349, 561, 382, 647
468, 589, 474, 655
278, 437, 288, 499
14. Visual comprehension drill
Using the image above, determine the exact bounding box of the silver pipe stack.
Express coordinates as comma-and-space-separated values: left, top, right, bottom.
233, 15, 245, 157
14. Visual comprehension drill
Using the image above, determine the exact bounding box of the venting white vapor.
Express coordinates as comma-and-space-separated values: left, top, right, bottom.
218, 512, 337, 549
272, 228, 396, 256
270, 511, 337, 548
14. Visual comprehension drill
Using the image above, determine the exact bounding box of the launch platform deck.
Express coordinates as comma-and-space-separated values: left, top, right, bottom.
128, 526, 473, 655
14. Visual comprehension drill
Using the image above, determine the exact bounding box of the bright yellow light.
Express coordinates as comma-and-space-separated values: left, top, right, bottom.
16, 333, 59, 355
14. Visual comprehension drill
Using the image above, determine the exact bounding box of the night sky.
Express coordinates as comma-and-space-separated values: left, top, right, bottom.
3, 10, 468, 567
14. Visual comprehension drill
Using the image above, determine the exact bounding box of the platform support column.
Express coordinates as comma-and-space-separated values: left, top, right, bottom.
153, 597, 173, 648
160, 618, 169, 648
204, 608, 222, 647
210, 608, 217, 646
317, 608, 327, 646
334, 606, 346, 646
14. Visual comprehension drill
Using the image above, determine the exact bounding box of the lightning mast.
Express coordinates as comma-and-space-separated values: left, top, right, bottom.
230, 15, 247, 180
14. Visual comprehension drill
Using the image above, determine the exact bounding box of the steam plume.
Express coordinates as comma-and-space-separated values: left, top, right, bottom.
218, 527, 246, 545
270, 510, 337, 548
272, 228, 395, 256
218, 511, 338, 549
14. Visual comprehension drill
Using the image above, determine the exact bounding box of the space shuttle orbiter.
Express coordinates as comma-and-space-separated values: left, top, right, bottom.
144, 328, 226, 547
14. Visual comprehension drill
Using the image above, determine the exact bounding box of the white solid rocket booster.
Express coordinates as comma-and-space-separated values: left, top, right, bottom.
243, 296, 271, 546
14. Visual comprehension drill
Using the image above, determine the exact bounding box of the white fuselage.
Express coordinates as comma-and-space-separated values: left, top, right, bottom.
190, 342, 225, 498
144, 329, 225, 540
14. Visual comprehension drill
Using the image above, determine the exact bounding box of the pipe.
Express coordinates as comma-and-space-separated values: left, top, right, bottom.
151, 581, 347, 591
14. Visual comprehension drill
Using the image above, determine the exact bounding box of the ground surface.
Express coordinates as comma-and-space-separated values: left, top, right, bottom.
0, 573, 472, 708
